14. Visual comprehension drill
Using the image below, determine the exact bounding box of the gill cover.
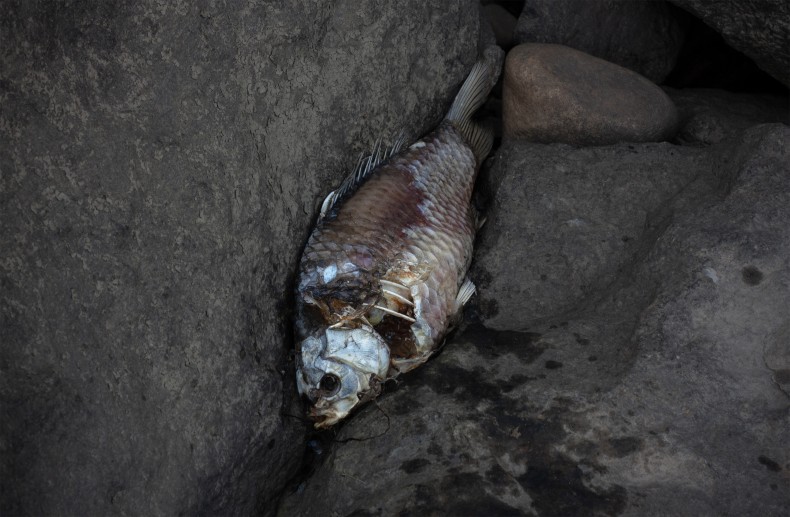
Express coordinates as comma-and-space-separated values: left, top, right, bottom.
297, 327, 390, 427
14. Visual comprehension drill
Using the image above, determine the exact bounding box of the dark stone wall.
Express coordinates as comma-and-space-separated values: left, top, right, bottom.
0, 1, 480, 514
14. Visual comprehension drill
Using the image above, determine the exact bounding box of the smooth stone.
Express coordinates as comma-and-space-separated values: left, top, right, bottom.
503, 44, 679, 145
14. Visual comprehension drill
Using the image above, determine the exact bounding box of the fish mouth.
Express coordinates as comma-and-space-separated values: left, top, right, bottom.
308, 407, 343, 429
308, 394, 362, 428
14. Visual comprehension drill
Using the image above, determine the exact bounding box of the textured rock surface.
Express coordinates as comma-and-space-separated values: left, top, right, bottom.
503, 44, 679, 145
278, 125, 790, 516
669, 0, 790, 87
515, 0, 685, 83
0, 1, 480, 515
666, 87, 790, 145
472, 139, 706, 329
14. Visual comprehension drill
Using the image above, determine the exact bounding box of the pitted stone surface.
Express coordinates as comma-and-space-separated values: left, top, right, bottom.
0, 1, 480, 515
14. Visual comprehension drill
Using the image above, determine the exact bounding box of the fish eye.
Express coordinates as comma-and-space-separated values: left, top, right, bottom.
319, 374, 340, 393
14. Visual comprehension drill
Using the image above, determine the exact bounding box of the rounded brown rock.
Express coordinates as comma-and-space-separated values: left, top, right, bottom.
503, 43, 679, 145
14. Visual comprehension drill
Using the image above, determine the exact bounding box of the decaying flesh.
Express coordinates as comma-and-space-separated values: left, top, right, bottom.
295, 48, 504, 428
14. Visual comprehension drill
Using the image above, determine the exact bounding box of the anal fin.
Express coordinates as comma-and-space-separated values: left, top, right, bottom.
454, 278, 476, 311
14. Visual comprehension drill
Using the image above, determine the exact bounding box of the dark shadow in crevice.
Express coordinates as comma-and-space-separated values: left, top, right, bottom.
664, 6, 788, 94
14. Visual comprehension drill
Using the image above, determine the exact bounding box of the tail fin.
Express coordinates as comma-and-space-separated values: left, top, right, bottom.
444, 46, 504, 164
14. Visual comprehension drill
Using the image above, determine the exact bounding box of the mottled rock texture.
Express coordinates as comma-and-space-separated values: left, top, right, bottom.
666, 87, 790, 145
669, 0, 790, 87
515, 0, 685, 83
278, 125, 790, 516
503, 44, 679, 145
0, 1, 480, 515
473, 139, 704, 329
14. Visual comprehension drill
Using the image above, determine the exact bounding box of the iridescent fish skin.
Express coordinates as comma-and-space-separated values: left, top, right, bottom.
295, 48, 503, 428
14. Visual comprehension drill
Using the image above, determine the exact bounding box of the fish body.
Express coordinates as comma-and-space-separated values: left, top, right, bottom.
295, 49, 503, 427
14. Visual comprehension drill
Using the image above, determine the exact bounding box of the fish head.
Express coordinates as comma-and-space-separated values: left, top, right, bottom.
296, 325, 390, 428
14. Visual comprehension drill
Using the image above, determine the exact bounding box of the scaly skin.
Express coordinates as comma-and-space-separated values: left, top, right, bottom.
296, 122, 477, 367
294, 122, 480, 427
296, 48, 502, 427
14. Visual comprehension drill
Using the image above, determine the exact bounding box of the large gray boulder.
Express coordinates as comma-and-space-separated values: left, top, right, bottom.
278, 125, 790, 516
669, 0, 790, 87
515, 0, 685, 83
0, 1, 481, 515
472, 135, 703, 329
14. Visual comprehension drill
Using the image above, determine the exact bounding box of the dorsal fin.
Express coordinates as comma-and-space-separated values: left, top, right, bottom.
444, 46, 504, 164
319, 131, 407, 221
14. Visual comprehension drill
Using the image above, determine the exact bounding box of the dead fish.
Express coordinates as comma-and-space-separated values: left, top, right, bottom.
295, 48, 504, 428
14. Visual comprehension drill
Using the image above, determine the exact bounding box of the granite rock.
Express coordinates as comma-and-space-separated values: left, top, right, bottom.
0, 1, 480, 515
472, 138, 706, 330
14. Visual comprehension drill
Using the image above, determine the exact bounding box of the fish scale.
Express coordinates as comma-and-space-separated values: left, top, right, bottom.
295, 47, 504, 427
389, 125, 477, 355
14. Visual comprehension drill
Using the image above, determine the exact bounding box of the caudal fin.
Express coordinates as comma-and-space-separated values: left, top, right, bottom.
444, 46, 504, 164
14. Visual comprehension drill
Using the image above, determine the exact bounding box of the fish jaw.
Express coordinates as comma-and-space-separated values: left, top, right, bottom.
308, 397, 360, 429
296, 327, 390, 428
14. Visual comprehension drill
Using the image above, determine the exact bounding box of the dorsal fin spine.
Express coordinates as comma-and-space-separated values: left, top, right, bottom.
318, 132, 408, 220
